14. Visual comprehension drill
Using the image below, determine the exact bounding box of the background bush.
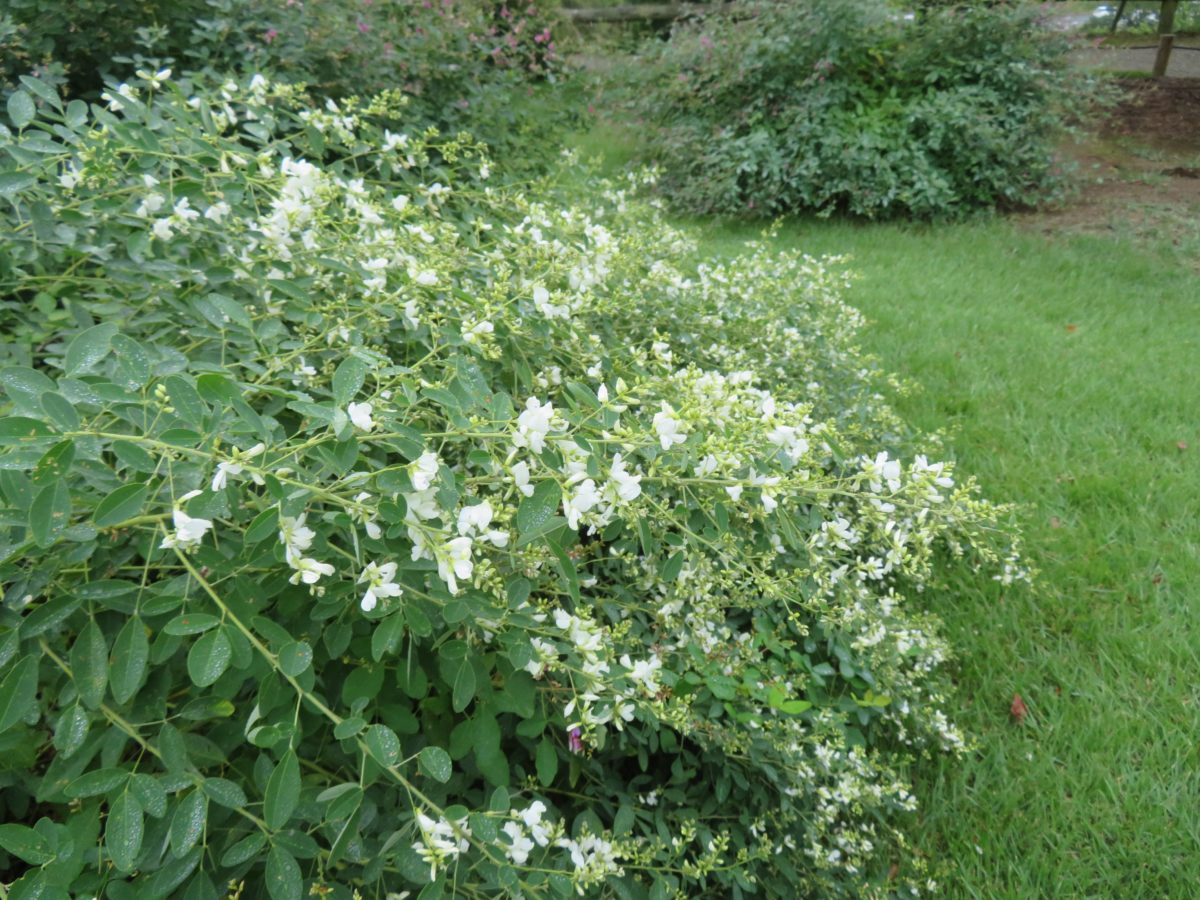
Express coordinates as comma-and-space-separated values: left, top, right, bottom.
0, 0, 572, 169
627, 0, 1091, 219
0, 74, 1025, 897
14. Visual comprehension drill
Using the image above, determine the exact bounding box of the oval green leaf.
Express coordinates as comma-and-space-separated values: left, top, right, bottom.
94, 483, 148, 527
187, 629, 232, 687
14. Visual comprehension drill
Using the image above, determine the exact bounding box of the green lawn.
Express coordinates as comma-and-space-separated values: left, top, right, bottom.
571, 128, 1200, 895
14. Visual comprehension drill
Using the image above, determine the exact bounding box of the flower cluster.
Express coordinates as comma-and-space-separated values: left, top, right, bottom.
0, 76, 1026, 899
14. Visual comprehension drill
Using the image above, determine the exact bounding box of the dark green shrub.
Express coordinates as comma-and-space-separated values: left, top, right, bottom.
629, 0, 1092, 219
0, 74, 1025, 898
1, 0, 572, 168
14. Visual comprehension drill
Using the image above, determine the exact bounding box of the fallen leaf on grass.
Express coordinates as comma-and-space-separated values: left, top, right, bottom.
1065, 324, 1078, 333
1010, 693, 1029, 723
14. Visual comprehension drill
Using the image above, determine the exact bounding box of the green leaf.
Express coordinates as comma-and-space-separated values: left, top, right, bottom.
370, 614, 405, 662
65, 767, 129, 798
333, 716, 364, 740
18, 76, 60, 109
364, 724, 399, 766
94, 483, 148, 527
202, 777, 248, 809
187, 629, 232, 687
52, 703, 89, 758
165, 613, 220, 636
515, 480, 562, 544
164, 375, 207, 427
111, 439, 156, 473
452, 659, 476, 713
264, 749, 301, 830
7, 91, 34, 128
220, 832, 266, 867
661, 551, 685, 583
111, 334, 151, 389
706, 674, 737, 701
0, 415, 56, 444
332, 356, 368, 405
0, 823, 54, 865
69, 619, 109, 709
129, 773, 168, 818
536, 737, 558, 786
106, 792, 144, 873
64, 323, 118, 376
265, 845, 302, 900
243, 507, 278, 544
29, 479, 71, 547
277, 641, 312, 677
0, 655, 38, 733
170, 790, 208, 858
33, 439, 74, 484
0, 171, 35, 196
418, 746, 452, 783
110, 617, 149, 704
65, 98, 87, 127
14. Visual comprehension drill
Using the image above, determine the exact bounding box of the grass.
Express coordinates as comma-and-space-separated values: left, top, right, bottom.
569, 125, 1200, 895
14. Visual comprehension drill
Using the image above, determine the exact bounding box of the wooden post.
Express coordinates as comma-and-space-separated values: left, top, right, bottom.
1153, 0, 1179, 77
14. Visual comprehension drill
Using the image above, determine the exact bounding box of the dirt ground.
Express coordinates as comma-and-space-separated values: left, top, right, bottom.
1020, 78, 1200, 251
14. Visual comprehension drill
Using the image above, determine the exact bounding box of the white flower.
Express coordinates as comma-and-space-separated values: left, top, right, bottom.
136, 67, 172, 87
391, 194, 410, 212
563, 478, 599, 530
863, 451, 902, 493
502, 821, 535, 865
512, 461, 535, 497
151, 218, 175, 241
457, 500, 493, 536
160, 508, 213, 552
279, 514, 315, 559
412, 813, 470, 882
204, 201, 231, 222
289, 556, 335, 586
463, 319, 493, 345
358, 561, 402, 612
211, 442, 266, 491
410, 451, 440, 492
437, 536, 474, 594
652, 402, 687, 451
173, 197, 199, 222
609, 453, 642, 502
533, 285, 570, 319
412, 269, 438, 287
513, 397, 555, 454
621, 653, 663, 695
519, 801, 552, 846
383, 130, 409, 152
347, 401, 375, 431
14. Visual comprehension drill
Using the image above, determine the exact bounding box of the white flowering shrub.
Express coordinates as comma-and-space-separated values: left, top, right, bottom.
0, 74, 1027, 898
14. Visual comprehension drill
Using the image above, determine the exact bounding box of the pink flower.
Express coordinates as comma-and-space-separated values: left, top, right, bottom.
264, 27, 279, 43
357, 19, 370, 33
568, 727, 584, 754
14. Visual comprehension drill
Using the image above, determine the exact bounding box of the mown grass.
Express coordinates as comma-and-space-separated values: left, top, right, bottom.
568, 125, 1200, 895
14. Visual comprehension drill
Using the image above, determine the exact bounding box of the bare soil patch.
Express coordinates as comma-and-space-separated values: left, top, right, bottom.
1019, 78, 1200, 253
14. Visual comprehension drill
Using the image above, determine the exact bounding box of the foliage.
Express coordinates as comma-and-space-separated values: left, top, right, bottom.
1081, 1, 1200, 36
627, 0, 1092, 219
678, 209, 1200, 895
188, 0, 571, 156
1, 0, 572, 169
0, 75, 1024, 898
